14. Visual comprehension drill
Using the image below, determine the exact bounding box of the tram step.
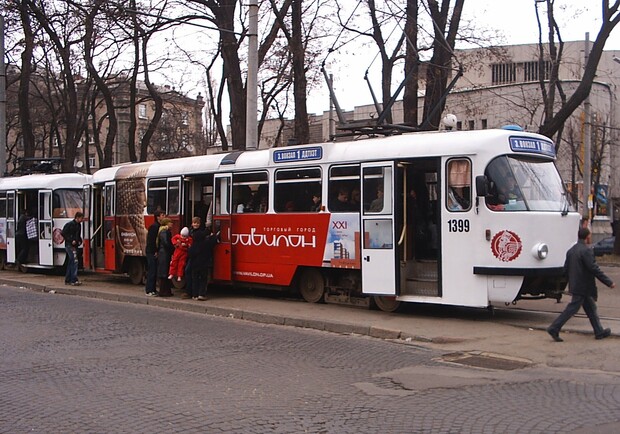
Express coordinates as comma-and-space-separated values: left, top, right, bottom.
411, 260, 438, 280
402, 279, 439, 297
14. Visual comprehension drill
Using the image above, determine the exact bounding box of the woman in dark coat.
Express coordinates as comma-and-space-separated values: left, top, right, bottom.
156, 218, 174, 296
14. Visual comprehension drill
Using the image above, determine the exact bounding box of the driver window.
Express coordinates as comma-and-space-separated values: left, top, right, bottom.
446, 159, 471, 212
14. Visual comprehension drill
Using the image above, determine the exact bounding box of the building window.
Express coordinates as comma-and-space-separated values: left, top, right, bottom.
491, 63, 516, 84
456, 121, 463, 131
89, 156, 96, 167
468, 120, 475, 130
481, 119, 488, 130
138, 104, 147, 119
522, 60, 551, 82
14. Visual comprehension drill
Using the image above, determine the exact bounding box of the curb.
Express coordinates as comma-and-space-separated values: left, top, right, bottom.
1, 278, 419, 344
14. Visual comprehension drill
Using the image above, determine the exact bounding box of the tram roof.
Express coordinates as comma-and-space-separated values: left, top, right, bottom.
0, 172, 92, 190
92, 128, 553, 181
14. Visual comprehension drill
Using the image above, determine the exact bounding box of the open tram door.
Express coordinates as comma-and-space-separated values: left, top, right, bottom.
212, 173, 232, 281
360, 162, 398, 299
6, 191, 16, 263
82, 184, 92, 270
37, 190, 54, 266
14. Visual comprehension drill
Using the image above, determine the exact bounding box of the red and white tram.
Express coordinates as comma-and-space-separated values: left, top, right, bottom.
87, 127, 580, 310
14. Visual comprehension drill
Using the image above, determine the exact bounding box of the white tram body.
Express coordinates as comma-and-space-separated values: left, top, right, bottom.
87, 128, 580, 309
0, 173, 91, 270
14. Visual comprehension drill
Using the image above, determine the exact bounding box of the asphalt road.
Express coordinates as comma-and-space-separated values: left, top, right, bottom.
2, 285, 620, 433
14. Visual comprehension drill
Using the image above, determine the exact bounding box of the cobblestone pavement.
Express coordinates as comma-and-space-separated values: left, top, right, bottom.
2, 286, 620, 433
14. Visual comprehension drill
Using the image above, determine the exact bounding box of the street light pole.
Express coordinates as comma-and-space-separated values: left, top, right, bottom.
0, 16, 6, 176
583, 33, 592, 222
245, 0, 258, 151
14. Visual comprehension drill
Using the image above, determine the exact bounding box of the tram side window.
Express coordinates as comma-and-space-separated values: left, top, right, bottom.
167, 179, 180, 215
147, 179, 167, 214
233, 172, 268, 214
328, 165, 360, 212
446, 159, 471, 212
0, 193, 6, 218
275, 168, 321, 212
53, 189, 84, 218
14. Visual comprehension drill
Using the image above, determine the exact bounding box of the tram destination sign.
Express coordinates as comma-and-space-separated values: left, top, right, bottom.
509, 137, 555, 158
273, 146, 323, 163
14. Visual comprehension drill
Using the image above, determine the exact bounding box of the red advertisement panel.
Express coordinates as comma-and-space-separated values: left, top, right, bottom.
227, 213, 331, 285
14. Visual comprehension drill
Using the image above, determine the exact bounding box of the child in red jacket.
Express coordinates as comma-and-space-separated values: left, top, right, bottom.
168, 227, 193, 281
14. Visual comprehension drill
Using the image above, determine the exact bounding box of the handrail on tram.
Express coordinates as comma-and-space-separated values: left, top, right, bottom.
90, 223, 103, 241
398, 224, 406, 246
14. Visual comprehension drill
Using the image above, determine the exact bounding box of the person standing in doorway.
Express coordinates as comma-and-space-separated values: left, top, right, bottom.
16, 209, 31, 268
181, 217, 202, 299
188, 223, 218, 300
156, 218, 174, 297
62, 212, 84, 286
547, 227, 616, 342
144, 209, 164, 296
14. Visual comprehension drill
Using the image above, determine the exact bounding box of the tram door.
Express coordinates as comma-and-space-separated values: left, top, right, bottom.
213, 173, 232, 281
104, 183, 116, 271
360, 162, 398, 295
82, 185, 92, 270
6, 191, 16, 263
38, 190, 54, 266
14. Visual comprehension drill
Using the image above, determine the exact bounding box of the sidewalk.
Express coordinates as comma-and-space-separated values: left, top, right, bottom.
2, 266, 619, 372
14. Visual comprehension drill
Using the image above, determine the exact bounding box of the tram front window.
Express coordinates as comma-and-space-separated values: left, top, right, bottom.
485, 156, 573, 212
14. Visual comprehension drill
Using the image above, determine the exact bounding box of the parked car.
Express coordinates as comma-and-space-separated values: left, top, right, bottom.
592, 236, 615, 256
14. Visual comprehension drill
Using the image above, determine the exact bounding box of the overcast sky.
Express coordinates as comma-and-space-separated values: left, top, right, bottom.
310, 0, 620, 114
465, 0, 619, 48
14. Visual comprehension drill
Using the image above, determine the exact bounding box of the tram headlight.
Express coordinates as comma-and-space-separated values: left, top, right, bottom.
533, 243, 549, 260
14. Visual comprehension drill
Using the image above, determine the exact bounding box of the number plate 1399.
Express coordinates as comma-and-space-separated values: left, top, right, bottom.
448, 219, 469, 232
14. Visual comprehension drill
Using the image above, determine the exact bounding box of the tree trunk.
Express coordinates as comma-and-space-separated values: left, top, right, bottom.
402, 0, 419, 127
18, 0, 36, 158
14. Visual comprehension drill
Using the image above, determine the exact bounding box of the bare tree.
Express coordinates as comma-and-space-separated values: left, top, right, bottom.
536, 0, 620, 140
336, 0, 405, 124
24, 0, 93, 172
420, 0, 464, 130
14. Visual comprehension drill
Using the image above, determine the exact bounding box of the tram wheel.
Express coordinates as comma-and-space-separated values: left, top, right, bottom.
298, 268, 325, 303
372, 296, 401, 313
127, 258, 145, 285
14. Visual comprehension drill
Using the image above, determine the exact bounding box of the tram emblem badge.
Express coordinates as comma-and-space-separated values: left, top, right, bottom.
491, 230, 522, 262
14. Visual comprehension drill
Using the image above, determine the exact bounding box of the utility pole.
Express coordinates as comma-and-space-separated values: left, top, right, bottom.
328, 74, 334, 140
245, 0, 258, 150
583, 33, 592, 222
0, 16, 6, 176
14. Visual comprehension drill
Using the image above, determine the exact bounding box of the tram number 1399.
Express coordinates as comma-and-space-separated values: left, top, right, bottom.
447, 219, 470, 233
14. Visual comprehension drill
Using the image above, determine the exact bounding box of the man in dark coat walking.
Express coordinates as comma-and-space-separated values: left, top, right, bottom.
547, 227, 615, 342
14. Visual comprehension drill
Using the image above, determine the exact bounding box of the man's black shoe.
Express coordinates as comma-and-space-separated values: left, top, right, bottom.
547, 328, 563, 342
595, 328, 612, 340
